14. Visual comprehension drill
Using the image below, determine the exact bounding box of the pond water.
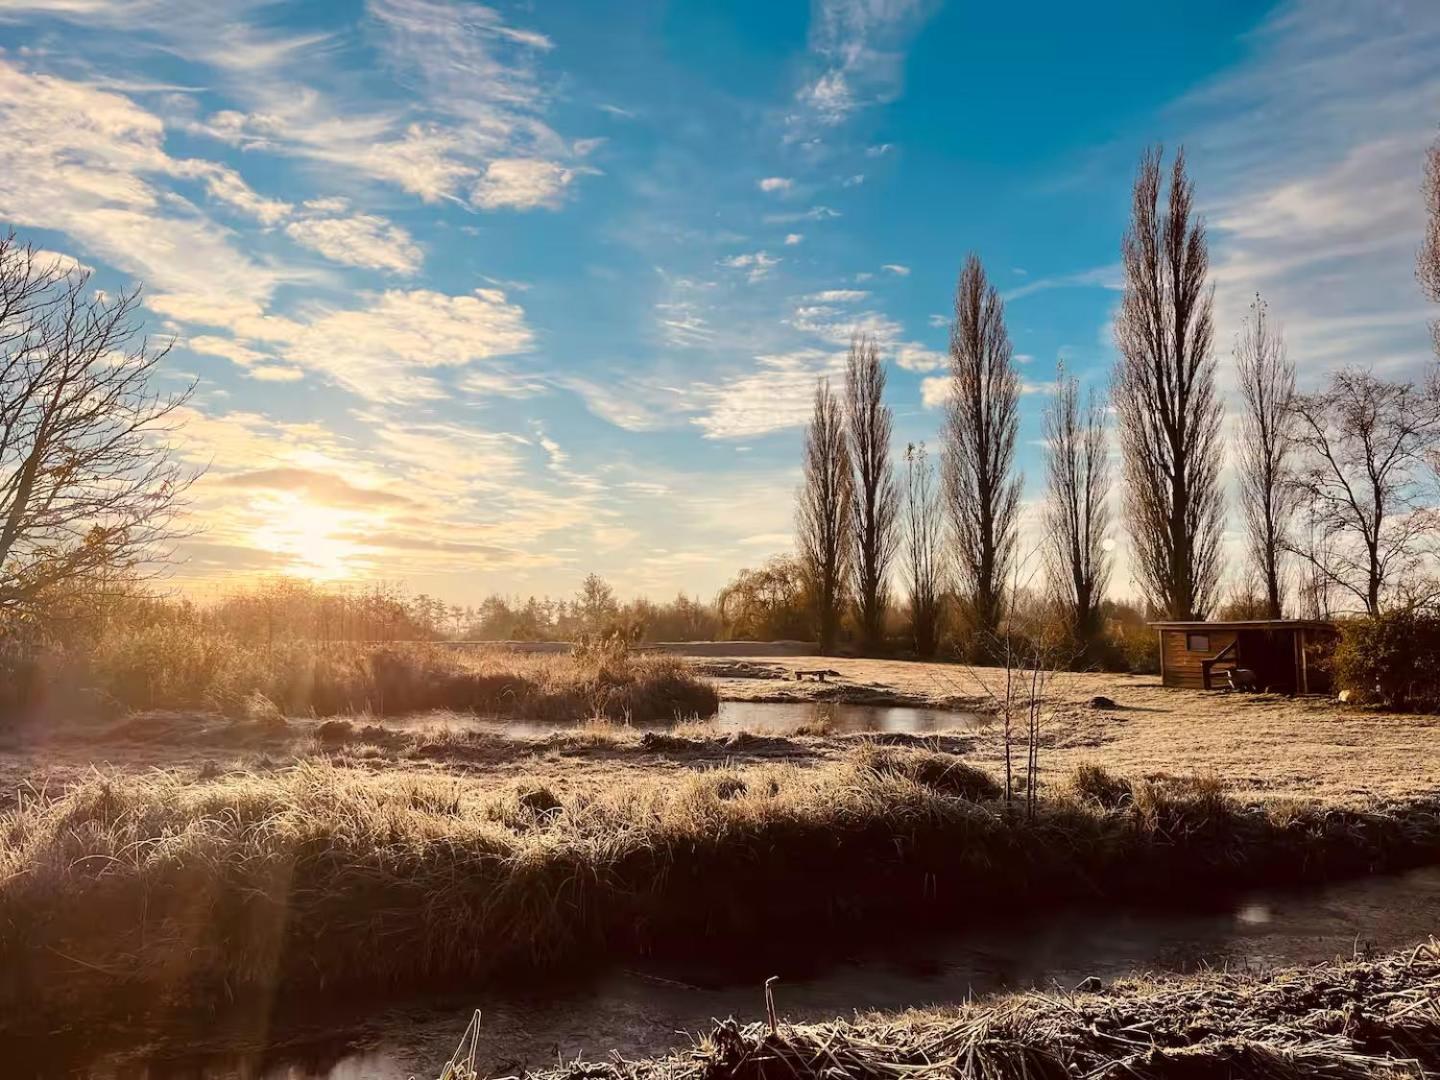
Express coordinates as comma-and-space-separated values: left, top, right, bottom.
391, 701, 988, 740
712, 700, 986, 733
26, 865, 1440, 1080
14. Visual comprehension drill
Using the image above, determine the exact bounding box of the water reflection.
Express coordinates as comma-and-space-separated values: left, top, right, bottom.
28, 865, 1440, 1080
384, 701, 988, 740
712, 701, 987, 734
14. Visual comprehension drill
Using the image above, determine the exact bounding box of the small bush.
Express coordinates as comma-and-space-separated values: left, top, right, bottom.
850, 742, 1003, 802
1065, 763, 1133, 809
1333, 610, 1440, 712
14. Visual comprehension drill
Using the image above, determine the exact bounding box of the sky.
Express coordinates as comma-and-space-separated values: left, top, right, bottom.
0, 0, 1436, 605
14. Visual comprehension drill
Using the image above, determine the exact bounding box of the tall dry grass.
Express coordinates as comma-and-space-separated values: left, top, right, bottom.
39, 629, 719, 721
2, 752, 1438, 1029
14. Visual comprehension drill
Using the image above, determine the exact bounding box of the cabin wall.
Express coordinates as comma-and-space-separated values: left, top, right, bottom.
1159, 628, 1238, 688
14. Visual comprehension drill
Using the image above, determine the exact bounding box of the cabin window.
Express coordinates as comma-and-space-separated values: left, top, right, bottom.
1186, 633, 1210, 653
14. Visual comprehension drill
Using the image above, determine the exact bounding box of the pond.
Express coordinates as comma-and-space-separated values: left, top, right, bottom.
390, 701, 989, 739
26, 864, 1440, 1080
712, 700, 987, 733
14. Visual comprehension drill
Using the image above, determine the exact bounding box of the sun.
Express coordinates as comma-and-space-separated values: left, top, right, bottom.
249, 496, 371, 581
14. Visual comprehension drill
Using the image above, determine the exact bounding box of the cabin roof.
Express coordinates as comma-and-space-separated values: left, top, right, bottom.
1149, 619, 1335, 631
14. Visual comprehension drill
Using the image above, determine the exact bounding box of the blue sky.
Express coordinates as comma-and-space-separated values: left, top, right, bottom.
0, 0, 1435, 603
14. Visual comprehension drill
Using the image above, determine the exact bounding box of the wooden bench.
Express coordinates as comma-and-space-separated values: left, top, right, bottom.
794, 668, 842, 682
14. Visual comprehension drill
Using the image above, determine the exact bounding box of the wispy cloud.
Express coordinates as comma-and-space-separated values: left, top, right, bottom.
1178, 0, 1440, 383
791, 0, 934, 127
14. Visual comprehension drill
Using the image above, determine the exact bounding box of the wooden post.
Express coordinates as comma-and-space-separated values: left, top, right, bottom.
1157, 629, 1167, 685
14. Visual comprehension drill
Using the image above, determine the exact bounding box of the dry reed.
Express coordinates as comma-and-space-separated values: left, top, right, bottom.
510, 942, 1440, 1079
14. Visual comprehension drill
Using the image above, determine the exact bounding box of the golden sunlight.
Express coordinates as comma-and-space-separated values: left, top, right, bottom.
248, 495, 372, 580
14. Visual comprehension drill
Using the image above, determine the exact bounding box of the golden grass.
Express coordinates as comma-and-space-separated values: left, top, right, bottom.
55, 635, 719, 722
502, 942, 1440, 1079
3, 750, 1439, 1030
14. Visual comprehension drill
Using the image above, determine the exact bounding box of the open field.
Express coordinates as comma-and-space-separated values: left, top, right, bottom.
5, 647, 1440, 1049
508, 942, 1440, 1080
698, 655, 1440, 803
10, 650, 1438, 805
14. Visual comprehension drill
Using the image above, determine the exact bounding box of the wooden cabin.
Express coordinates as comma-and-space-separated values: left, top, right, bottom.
1152, 619, 1338, 694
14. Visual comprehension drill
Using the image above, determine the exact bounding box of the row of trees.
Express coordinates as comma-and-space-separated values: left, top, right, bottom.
798, 136, 1440, 659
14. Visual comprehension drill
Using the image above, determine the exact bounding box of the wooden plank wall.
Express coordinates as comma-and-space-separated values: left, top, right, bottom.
1159, 628, 1238, 688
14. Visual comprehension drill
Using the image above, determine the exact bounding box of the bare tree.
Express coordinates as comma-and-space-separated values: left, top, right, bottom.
796, 377, 853, 653
1042, 368, 1111, 658
844, 335, 899, 654
1293, 503, 1338, 621
0, 233, 193, 616
902, 442, 943, 658
1288, 369, 1440, 616
1113, 146, 1225, 620
1422, 134, 1440, 355
1234, 293, 1298, 619
943, 253, 1021, 657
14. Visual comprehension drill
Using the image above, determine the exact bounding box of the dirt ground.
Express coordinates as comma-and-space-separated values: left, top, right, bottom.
2, 654, 1437, 808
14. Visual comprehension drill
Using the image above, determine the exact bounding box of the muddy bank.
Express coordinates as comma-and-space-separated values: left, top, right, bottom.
22, 864, 1440, 1077
517, 942, 1440, 1080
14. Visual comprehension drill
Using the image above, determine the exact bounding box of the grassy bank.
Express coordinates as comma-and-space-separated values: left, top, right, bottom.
3, 747, 1440, 1029
24, 637, 719, 722
506, 943, 1440, 1079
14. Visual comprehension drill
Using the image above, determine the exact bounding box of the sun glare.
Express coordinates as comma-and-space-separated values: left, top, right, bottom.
249, 497, 371, 580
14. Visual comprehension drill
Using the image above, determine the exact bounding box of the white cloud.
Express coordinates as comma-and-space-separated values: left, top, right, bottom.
842, 173, 865, 187
176, 285, 536, 401
1001, 263, 1121, 302
758, 176, 794, 193
881, 263, 910, 276
895, 342, 945, 372
764, 204, 842, 224
691, 349, 847, 439
471, 157, 580, 210
0, 58, 286, 313
1177, 0, 1440, 384
721, 250, 780, 282
919, 374, 952, 409
784, 233, 804, 245
284, 212, 423, 273
865, 143, 893, 157
808, 289, 868, 302
172, 158, 293, 225
793, 0, 933, 127
277, 288, 534, 400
